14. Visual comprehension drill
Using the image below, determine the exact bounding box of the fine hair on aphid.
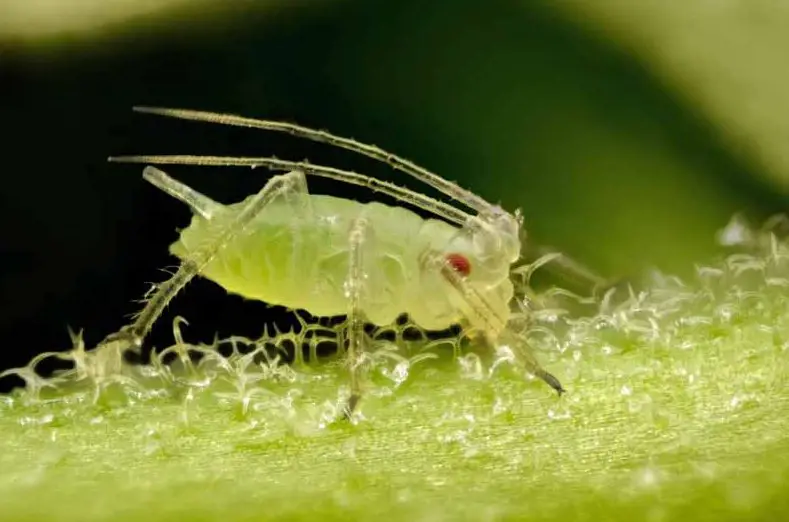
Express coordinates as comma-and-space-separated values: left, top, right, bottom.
103, 106, 585, 419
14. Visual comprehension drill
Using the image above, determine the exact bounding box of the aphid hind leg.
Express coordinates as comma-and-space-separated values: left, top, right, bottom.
143, 166, 221, 219
341, 214, 371, 420
98, 168, 308, 355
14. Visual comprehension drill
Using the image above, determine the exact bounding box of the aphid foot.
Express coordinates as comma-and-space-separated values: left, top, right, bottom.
341, 394, 361, 421
99, 326, 143, 352
536, 369, 566, 395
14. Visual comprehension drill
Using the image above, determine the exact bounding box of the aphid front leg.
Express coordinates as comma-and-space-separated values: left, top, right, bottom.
341, 214, 371, 419
97, 167, 308, 356
438, 255, 566, 395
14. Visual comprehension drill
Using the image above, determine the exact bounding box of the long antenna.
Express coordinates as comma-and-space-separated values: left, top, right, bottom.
132, 106, 496, 215
109, 154, 471, 226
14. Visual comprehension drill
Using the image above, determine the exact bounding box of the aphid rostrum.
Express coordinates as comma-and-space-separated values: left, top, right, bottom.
105, 106, 585, 417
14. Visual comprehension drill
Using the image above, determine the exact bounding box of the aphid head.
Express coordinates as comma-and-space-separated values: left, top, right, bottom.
435, 206, 524, 299
434, 207, 524, 337
467, 205, 523, 270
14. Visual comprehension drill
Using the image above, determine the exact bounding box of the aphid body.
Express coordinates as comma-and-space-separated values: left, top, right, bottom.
106, 106, 570, 417
174, 190, 516, 333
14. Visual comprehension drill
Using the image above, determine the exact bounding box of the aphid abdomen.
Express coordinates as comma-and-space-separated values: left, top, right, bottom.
170, 193, 427, 325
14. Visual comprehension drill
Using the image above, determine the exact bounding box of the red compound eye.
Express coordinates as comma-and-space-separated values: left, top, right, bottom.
445, 253, 471, 277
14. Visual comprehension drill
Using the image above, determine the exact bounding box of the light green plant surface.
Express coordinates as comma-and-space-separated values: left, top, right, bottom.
3, 233, 789, 522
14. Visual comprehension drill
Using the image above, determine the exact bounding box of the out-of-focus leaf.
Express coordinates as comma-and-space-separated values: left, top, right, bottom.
556, 0, 789, 194
0, 0, 328, 42
0, 0, 201, 39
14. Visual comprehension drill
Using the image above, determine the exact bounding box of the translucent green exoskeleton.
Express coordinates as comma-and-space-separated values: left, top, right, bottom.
104, 106, 585, 418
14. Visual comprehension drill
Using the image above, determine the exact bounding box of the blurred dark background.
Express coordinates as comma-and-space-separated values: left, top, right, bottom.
1, 0, 787, 390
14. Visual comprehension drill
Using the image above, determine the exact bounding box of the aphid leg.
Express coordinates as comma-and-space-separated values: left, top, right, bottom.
341, 214, 371, 419
437, 257, 566, 395
98, 167, 308, 355
142, 166, 222, 219
486, 329, 566, 395
522, 245, 611, 295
